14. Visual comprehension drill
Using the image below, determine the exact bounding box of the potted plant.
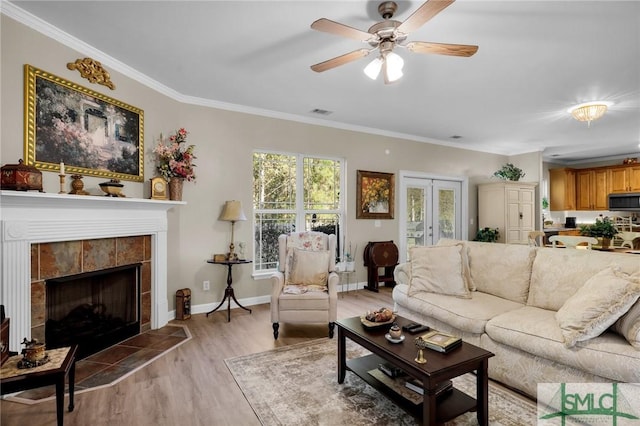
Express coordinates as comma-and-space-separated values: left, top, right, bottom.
580, 217, 618, 247
474, 227, 500, 243
493, 163, 525, 181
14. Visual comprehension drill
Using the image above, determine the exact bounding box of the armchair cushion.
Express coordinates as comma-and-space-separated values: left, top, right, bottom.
285, 248, 330, 287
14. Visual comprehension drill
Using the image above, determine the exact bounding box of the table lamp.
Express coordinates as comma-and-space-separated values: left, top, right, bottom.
219, 200, 247, 260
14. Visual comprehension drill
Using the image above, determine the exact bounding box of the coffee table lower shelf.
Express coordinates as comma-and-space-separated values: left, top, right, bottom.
346, 353, 477, 423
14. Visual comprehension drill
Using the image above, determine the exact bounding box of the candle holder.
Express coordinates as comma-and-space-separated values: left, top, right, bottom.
69, 174, 89, 195
414, 336, 428, 364
58, 174, 66, 194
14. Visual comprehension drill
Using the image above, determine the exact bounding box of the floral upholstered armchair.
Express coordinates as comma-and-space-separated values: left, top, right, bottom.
270, 231, 339, 339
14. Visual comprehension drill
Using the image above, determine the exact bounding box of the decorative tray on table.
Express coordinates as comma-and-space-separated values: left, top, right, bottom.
360, 315, 396, 328
360, 307, 396, 328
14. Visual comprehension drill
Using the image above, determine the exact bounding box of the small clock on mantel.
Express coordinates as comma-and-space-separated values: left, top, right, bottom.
150, 176, 168, 200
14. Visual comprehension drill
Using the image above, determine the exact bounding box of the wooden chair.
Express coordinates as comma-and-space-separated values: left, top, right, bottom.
548, 235, 598, 249
527, 231, 546, 247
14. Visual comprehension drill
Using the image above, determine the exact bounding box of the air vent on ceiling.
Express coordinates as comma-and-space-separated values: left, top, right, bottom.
310, 108, 333, 116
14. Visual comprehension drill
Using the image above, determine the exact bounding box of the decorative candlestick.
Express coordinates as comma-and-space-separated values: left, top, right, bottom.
58, 174, 66, 194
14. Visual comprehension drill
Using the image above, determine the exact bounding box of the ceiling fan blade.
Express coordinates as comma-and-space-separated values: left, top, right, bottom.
310, 49, 372, 73
311, 18, 375, 42
406, 41, 478, 57
397, 0, 455, 35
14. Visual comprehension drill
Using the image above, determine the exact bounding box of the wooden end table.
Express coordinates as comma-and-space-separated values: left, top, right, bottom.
206, 259, 252, 322
337, 316, 494, 425
1, 345, 77, 426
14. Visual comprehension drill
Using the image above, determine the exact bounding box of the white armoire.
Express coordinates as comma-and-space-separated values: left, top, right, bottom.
478, 182, 537, 244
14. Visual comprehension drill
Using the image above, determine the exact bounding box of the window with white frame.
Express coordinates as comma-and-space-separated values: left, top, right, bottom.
252, 151, 344, 273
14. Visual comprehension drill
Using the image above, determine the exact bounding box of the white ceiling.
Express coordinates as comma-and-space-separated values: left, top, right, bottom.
8, 0, 640, 163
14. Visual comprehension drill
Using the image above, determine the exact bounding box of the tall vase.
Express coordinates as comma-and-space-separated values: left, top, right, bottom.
169, 177, 184, 201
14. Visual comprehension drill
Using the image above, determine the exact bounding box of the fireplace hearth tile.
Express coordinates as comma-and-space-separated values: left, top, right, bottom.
31, 244, 39, 280
40, 241, 82, 279
83, 238, 116, 272
116, 236, 144, 265
85, 345, 141, 365
116, 348, 164, 369
141, 262, 151, 293
143, 235, 151, 261
30, 281, 45, 326
5, 324, 191, 405
76, 364, 133, 389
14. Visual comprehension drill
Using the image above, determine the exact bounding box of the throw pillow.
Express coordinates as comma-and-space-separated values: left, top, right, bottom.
611, 295, 640, 349
555, 266, 640, 348
286, 249, 330, 287
408, 244, 471, 298
436, 239, 475, 291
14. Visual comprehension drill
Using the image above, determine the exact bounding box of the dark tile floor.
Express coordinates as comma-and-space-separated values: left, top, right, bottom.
11, 324, 190, 402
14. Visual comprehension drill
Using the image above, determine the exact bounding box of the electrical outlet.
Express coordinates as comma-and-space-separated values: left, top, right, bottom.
203, 280, 210, 291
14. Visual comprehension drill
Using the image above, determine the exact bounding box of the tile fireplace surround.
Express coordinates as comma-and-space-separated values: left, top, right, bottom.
0, 190, 183, 352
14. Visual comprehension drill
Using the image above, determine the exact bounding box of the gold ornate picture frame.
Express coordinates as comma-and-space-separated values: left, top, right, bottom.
356, 170, 395, 219
24, 64, 144, 181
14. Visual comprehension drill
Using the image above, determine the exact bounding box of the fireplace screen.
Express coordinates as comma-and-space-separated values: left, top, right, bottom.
46, 264, 140, 359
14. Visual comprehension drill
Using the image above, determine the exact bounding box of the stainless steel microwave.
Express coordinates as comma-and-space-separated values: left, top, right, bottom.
608, 193, 640, 211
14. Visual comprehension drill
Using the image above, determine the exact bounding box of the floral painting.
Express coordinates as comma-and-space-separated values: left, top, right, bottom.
24, 65, 144, 181
356, 170, 395, 219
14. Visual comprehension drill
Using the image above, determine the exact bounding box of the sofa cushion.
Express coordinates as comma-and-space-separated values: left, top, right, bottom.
408, 245, 471, 298
464, 241, 536, 304
486, 306, 640, 383
393, 283, 524, 334
278, 290, 329, 311
285, 249, 329, 286
528, 248, 640, 311
612, 299, 640, 349
556, 267, 640, 348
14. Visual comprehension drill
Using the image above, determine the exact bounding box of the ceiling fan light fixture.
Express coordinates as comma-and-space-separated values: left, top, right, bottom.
364, 57, 383, 80
384, 52, 404, 83
567, 101, 613, 127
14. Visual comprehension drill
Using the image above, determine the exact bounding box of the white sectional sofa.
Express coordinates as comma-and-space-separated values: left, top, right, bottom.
392, 239, 640, 398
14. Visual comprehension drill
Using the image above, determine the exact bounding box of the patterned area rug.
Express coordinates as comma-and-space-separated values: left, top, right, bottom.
225, 338, 537, 426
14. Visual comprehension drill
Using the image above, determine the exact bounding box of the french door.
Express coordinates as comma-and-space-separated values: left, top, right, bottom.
399, 173, 465, 262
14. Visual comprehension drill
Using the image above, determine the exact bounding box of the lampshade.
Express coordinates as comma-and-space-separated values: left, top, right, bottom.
219, 200, 247, 222
385, 52, 404, 83
568, 101, 612, 127
364, 57, 383, 80
363, 52, 404, 84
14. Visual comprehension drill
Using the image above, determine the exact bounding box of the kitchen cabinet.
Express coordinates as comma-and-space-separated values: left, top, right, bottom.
576, 168, 608, 210
609, 165, 640, 193
478, 182, 536, 245
549, 168, 576, 211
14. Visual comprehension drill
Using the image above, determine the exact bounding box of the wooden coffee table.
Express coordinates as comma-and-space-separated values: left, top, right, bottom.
337, 316, 494, 425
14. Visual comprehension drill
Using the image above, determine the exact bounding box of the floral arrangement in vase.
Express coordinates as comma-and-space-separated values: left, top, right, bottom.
153, 128, 197, 182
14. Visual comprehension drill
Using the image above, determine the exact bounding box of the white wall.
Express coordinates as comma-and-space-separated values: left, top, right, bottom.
2, 15, 530, 314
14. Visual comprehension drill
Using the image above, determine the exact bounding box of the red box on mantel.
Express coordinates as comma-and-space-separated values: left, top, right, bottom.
1, 159, 43, 191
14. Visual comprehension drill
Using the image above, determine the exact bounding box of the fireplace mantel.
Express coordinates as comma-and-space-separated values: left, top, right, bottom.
1, 190, 184, 350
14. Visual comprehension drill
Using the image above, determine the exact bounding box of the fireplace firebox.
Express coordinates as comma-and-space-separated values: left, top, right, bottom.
45, 264, 141, 359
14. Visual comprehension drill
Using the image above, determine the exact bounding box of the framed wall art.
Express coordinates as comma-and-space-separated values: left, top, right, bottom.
356, 170, 395, 219
24, 64, 144, 181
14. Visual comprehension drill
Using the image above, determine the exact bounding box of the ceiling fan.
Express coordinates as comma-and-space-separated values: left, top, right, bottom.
310, 0, 478, 84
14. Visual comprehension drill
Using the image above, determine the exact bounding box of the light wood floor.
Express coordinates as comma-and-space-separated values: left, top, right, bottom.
1, 287, 394, 426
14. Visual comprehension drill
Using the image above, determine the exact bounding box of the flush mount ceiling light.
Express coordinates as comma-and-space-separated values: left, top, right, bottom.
567, 101, 613, 127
